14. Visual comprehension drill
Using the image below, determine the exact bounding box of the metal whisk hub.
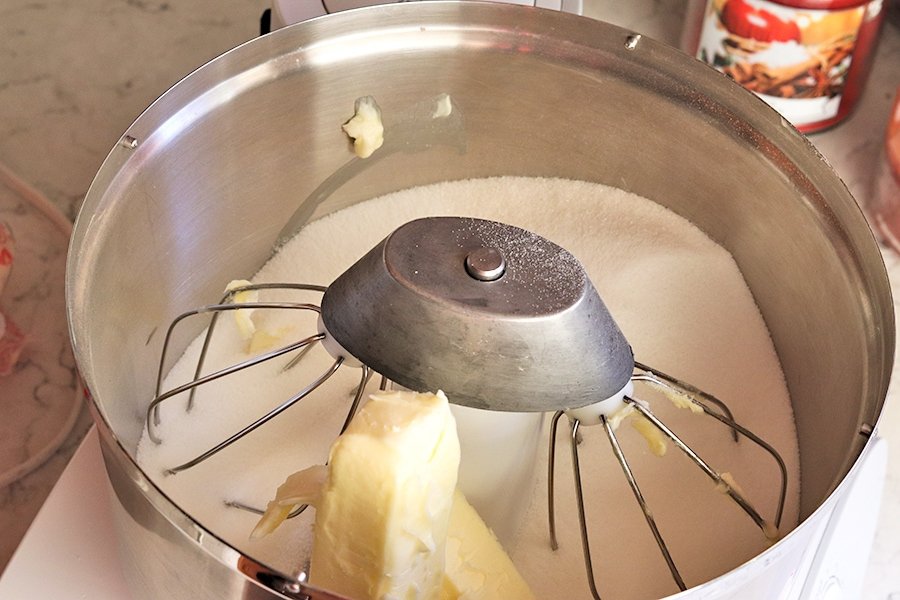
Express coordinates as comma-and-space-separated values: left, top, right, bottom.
321, 217, 635, 412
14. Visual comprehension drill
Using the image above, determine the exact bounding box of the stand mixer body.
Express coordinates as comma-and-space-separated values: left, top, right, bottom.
65, 3, 893, 599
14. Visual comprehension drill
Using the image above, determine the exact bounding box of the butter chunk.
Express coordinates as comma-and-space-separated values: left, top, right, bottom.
248, 328, 289, 354
342, 96, 384, 158
251, 464, 327, 539
715, 471, 746, 498
663, 386, 704, 414
715, 472, 780, 543
253, 390, 533, 600
631, 414, 668, 457
442, 490, 535, 600
432, 93, 452, 119
311, 390, 460, 599
224, 279, 258, 341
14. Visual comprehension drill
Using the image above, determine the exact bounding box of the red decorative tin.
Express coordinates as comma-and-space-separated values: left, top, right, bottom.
684, 0, 887, 132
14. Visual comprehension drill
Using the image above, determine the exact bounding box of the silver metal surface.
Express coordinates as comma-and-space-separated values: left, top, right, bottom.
65, 2, 893, 599
322, 217, 634, 411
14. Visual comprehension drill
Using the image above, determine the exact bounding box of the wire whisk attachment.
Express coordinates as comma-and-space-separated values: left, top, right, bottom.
143, 217, 790, 600
548, 362, 788, 599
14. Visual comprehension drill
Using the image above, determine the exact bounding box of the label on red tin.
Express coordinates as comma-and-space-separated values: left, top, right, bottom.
695, 0, 882, 128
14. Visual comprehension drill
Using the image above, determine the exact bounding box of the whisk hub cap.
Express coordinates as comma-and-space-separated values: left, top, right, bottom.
321, 217, 635, 412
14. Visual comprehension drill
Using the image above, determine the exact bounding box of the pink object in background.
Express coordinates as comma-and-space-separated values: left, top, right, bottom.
869, 87, 900, 253
0, 222, 13, 292
0, 311, 26, 377
0, 221, 26, 376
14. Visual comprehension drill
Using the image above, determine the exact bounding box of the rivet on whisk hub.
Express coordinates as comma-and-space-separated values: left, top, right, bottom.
465, 247, 506, 281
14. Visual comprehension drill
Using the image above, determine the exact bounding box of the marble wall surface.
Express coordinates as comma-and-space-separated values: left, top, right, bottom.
0, 0, 268, 221
0, 0, 269, 572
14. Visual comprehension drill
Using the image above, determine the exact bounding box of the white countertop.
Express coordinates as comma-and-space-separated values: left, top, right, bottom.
0, 0, 898, 598
0, 429, 133, 599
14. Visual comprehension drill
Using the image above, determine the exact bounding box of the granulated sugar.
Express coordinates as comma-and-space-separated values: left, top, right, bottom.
136, 176, 800, 599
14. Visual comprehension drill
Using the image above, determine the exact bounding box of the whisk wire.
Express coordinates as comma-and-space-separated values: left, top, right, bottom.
548, 363, 789, 598
147, 331, 325, 443
225, 498, 310, 520
547, 410, 565, 551
684, 400, 789, 528
632, 362, 737, 442
569, 419, 603, 600
154, 301, 321, 395
223, 366, 376, 521
340, 365, 371, 435
631, 365, 787, 528
187, 282, 327, 411
165, 356, 344, 475
187, 301, 323, 411
283, 341, 319, 372
601, 414, 687, 591
626, 398, 771, 534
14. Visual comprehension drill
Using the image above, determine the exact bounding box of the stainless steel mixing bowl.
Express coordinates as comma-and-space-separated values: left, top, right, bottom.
66, 3, 893, 599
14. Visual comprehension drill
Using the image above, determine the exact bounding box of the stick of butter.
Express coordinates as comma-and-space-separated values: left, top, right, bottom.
253, 390, 534, 600
441, 489, 535, 600
256, 390, 459, 599
312, 390, 459, 599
